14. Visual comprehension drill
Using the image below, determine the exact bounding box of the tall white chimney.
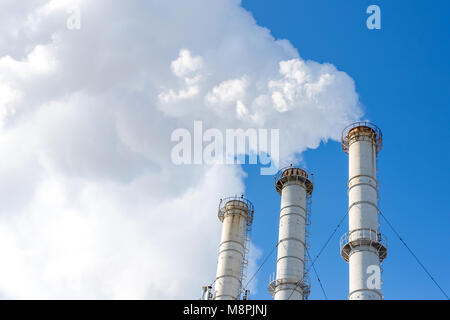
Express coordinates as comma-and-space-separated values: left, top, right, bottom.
340, 122, 387, 300
268, 167, 313, 300
214, 196, 253, 300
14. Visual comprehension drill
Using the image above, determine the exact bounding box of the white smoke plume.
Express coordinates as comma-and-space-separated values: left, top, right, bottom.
0, 0, 362, 298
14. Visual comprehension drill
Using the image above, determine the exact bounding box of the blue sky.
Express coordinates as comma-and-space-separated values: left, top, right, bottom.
241, 0, 450, 300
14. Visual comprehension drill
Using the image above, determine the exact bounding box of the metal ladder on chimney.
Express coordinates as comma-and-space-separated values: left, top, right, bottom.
239, 222, 252, 299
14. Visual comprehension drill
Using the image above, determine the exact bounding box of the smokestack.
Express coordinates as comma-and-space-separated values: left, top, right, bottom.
214, 196, 254, 300
340, 122, 387, 300
268, 167, 313, 300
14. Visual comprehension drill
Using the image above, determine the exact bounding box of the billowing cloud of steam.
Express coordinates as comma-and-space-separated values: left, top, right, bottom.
0, 0, 362, 298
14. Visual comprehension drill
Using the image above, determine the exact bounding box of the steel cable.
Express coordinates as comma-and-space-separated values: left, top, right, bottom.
379, 210, 449, 300
287, 210, 349, 300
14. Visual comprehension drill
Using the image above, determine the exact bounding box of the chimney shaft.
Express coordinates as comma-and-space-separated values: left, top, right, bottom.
340, 122, 387, 300
214, 197, 253, 300
269, 167, 313, 300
